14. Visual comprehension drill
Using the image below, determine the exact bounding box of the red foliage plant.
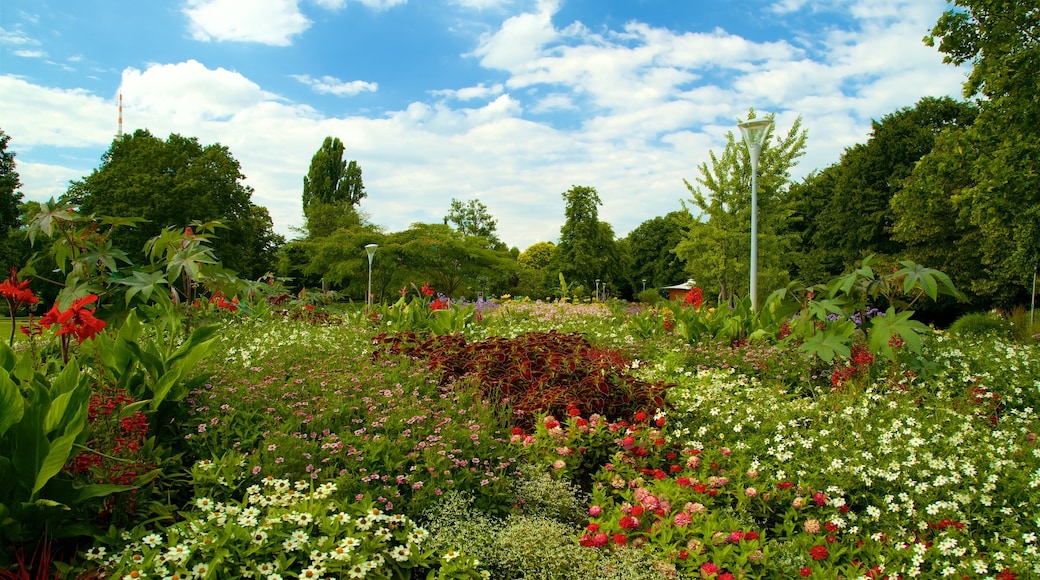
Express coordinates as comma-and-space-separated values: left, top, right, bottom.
373, 330, 672, 429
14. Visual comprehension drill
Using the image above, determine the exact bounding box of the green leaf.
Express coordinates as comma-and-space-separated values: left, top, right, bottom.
0, 372, 23, 438
32, 412, 87, 496
115, 270, 170, 304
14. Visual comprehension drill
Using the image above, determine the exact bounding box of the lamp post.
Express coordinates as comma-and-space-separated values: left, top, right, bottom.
365, 243, 378, 310
738, 117, 774, 311
642, 279, 647, 292
595, 279, 601, 302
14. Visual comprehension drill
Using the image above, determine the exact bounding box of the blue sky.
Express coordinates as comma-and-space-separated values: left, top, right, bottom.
0, 0, 967, 250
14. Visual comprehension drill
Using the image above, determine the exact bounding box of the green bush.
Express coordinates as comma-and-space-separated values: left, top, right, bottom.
636, 289, 663, 305
948, 312, 1012, 338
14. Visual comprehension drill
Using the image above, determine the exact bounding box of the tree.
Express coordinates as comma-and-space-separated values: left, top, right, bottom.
790, 97, 978, 283
0, 129, 24, 234
674, 112, 806, 304
551, 185, 623, 296
302, 137, 365, 239
624, 211, 689, 293
302, 137, 366, 208
61, 129, 280, 279
919, 1, 1040, 306
444, 198, 503, 250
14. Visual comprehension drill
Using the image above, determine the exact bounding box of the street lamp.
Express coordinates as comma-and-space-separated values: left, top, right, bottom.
738, 117, 774, 311
642, 279, 647, 292
365, 243, 378, 309
595, 279, 601, 302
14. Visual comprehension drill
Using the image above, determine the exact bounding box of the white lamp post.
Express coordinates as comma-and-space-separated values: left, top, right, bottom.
642, 279, 647, 291
365, 243, 378, 309
738, 117, 773, 311
595, 279, 601, 302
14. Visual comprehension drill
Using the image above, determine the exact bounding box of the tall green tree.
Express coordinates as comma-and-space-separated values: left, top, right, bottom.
61, 129, 281, 279
551, 185, 622, 296
444, 198, 503, 249
674, 113, 806, 304
915, 0, 1040, 306
0, 129, 28, 273
302, 137, 365, 238
790, 97, 978, 283
0, 129, 23, 234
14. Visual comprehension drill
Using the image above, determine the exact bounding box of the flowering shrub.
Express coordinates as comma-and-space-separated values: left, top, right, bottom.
93, 457, 489, 579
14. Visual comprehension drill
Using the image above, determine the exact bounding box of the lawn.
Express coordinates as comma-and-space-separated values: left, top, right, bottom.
69, 300, 1039, 580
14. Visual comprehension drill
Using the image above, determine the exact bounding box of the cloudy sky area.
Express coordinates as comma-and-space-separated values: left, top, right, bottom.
0, 0, 967, 250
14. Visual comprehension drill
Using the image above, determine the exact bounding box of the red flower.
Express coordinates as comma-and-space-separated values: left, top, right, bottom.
699, 561, 718, 577
612, 533, 627, 546
429, 297, 450, 311
809, 545, 829, 561
0, 268, 38, 309
39, 295, 106, 344
420, 283, 435, 296
718, 574, 734, 580
996, 568, 1018, 580
683, 286, 703, 309
630, 505, 645, 517
618, 515, 639, 530
800, 567, 812, 577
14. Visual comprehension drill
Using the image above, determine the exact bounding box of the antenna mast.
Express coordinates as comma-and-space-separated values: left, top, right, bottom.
116, 92, 123, 140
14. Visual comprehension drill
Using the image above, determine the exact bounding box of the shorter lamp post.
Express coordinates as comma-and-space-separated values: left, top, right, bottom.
365, 243, 378, 309
738, 117, 774, 311
642, 279, 647, 292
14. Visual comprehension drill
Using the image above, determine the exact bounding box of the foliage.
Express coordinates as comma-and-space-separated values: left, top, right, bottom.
373, 330, 671, 429
675, 111, 807, 304
302, 136, 367, 210
0, 129, 24, 235
947, 312, 1013, 339
552, 186, 624, 297
444, 198, 504, 250
94, 455, 488, 579
182, 317, 519, 518
60, 129, 280, 279
913, 0, 1040, 307
791, 97, 979, 283
623, 211, 689, 299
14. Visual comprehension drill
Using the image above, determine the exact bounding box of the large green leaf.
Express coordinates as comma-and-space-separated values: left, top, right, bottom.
0, 373, 22, 438
32, 411, 87, 496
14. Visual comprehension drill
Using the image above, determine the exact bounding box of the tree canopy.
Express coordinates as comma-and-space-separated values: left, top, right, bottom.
674, 112, 806, 304
61, 129, 281, 279
789, 97, 978, 283
444, 198, 503, 250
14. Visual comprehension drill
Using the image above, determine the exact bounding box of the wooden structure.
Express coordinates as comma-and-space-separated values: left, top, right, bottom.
662, 279, 698, 302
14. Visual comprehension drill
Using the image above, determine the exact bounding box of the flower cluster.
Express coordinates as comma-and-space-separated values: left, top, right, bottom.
92, 459, 489, 579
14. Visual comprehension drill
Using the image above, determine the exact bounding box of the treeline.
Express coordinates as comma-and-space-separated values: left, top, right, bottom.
0, 1, 1034, 318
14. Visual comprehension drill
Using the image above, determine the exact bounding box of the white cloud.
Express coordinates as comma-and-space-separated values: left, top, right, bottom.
431, 82, 504, 101
183, 0, 311, 46
13, 49, 45, 58
1, 26, 39, 47
470, 0, 561, 70
292, 74, 378, 96
354, 0, 407, 8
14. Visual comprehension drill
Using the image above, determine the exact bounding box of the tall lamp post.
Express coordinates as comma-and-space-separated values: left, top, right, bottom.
595, 279, 601, 302
365, 243, 378, 310
738, 117, 773, 311
642, 279, 647, 292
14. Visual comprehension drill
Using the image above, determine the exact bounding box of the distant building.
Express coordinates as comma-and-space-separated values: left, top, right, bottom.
662, 279, 697, 302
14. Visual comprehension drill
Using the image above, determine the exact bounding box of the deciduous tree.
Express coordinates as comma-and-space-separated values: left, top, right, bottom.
675, 112, 806, 303
62, 130, 280, 279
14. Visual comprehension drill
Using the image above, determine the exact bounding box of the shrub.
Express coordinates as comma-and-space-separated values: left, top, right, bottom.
948, 312, 1012, 338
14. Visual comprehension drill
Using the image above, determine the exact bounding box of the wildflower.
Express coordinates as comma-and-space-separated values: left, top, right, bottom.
809, 545, 829, 560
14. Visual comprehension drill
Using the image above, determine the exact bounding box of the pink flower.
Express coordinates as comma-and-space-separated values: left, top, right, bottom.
589, 505, 602, 517
700, 561, 718, 577
673, 512, 692, 527
745, 487, 758, 497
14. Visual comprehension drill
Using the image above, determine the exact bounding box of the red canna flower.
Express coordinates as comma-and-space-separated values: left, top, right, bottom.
39, 294, 107, 345
420, 283, 435, 297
